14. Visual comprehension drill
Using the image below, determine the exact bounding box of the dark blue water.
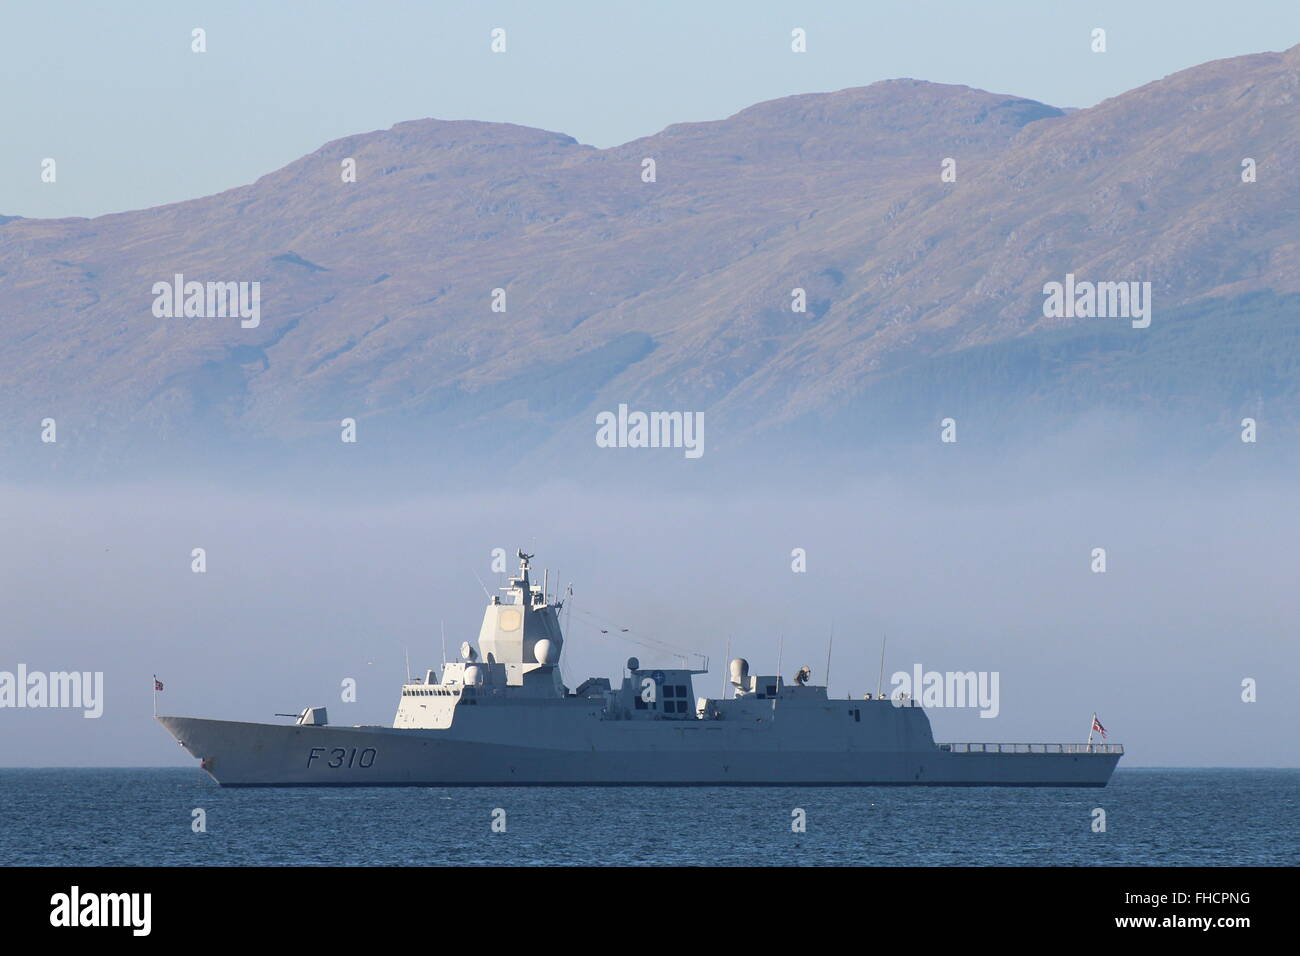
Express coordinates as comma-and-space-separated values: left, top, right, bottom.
1, 768, 1294, 866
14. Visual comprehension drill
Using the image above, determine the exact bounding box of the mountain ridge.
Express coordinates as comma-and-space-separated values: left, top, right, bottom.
2, 44, 1298, 477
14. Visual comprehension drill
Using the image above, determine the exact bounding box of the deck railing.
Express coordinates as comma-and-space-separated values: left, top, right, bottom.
939, 742, 1124, 755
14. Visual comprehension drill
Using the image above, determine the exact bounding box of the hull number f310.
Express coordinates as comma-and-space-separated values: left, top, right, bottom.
308, 747, 377, 769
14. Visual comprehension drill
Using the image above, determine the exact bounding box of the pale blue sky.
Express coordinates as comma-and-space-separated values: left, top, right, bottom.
2, 0, 1298, 218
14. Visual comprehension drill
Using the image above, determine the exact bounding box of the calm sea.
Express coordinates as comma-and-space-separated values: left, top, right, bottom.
1, 767, 1294, 866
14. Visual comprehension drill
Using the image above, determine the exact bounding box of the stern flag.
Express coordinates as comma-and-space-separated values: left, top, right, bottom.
1091, 715, 1108, 739
154, 678, 164, 692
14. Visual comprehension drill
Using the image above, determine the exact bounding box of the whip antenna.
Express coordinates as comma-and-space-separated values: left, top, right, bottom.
876, 633, 887, 699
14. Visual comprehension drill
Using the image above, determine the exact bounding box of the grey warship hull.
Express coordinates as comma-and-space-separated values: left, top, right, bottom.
157, 550, 1123, 788
157, 711, 1121, 787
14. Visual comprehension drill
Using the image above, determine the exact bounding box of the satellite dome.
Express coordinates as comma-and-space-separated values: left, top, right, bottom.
535, 639, 560, 665
463, 665, 483, 686
729, 658, 750, 686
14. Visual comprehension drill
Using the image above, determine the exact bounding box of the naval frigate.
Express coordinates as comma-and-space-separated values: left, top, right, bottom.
157, 551, 1123, 787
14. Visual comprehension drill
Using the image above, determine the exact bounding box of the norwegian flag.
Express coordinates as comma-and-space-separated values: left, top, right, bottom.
154, 678, 164, 692
1092, 715, 1108, 738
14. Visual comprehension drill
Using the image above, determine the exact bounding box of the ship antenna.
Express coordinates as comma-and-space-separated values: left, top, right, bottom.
722, 635, 731, 697
472, 569, 491, 601
405, 646, 411, 684
876, 633, 887, 699
561, 583, 573, 669
824, 620, 834, 695
441, 620, 447, 667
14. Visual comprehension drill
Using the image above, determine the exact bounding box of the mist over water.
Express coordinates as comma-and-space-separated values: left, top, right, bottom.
2, 453, 1295, 769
